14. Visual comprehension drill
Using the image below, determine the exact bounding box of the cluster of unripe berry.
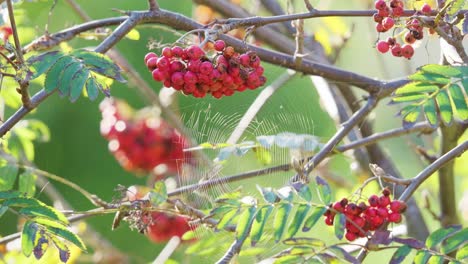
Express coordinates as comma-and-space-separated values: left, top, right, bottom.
126, 186, 192, 243
323, 188, 407, 241
374, 0, 433, 59
144, 40, 266, 99
99, 98, 187, 175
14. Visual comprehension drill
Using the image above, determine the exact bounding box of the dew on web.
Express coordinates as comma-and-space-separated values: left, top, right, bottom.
169, 99, 321, 262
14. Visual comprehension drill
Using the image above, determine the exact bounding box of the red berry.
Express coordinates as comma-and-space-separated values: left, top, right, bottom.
392, 6, 404, 17
170, 61, 185, 72
223, 46, 235, 58
368, 195, 379, 207
390, 0, 403, 8
378, 195, 391, 207
404, 32, 416, 44
366, 208, 377, 217
146, 57, 158, 71
421, 3, 432, 14
388, 212, 402, 223
199, 61, 214, 75
345, 203, 359, 216
171, 46, 184, 57
382, 17, 395, 30
156, 57, 170, 70
186, 45, 204, 60
373, 13, 383, 23
376, 23, 387, 33
377, 207, 389, 218
402, 44, 414, 59
333, 201, 344, 213
374, 0, 387, 10
187, 60, 201, 73
214, 40, 226, 51
390, 200, 407, 213
391, 44, 402, 57
152, 69, 165, 82
171, 72, 185, 86
239, 54, 250, 67
162, 47, 172, 57
345, 231, 357, 241
378, 7, 390, 17
183, 71, 198, 84
382, 188, 391, 197
144, 52, 158, 64
377, 40, 390, 53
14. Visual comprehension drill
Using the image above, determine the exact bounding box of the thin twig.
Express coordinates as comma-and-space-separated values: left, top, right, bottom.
148, 0, 160, 12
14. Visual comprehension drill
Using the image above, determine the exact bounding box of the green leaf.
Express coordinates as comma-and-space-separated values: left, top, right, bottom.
395, 82, 439, 95
283, 237, 325, 247
35, 217, 86, 251
257, 185, 278, 204
442, 228, 468, 254
216, 207, 238, 231
333, 213, 346, 240
274, 255, 304, 264
250, 205, 273, 246
414, 250, 431, 264
58, 62, 82, 96
0, 164, 19, 191
71, 49, 125, 82
448, 84, 468, 120
409, 71, 451, 84
426, 225, 462, 249
0, 190, 22, 200
273, 203, 292, 242
402, 107, 421, 128
27, 50, 64, 79
3, 197, 42, 207
236, 205, 257, 241
50, 234, 70, 263
427, 255, 444, 264
328, 245, 359, 264
392, 93, 429, 103
149, 181, 167, 206
390, 245, 412, 264
21, 220, 38, 257
421, 64, 462, 78
315, 176, 331, 204
423, 99, 438, 126
0, 205, 8, 218
286, 203, 310, 239
85, 76, 101, 101
436, 89, 453, 125
447, 0, 465, 16
296, 184, 312, 202
69, 68, 90, 102
457, 243, 468, 260
19, 206, 69, 225
302, 206, 326, 232
18, 171, 37, 197
44, 56, 76, 93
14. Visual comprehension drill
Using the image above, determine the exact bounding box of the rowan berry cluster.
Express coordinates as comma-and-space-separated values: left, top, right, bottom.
144, 40, 266, 99
126, 186, 192, 243
99, 98, 187, 174
374, 1, 434, 59
323, 188, 407, 241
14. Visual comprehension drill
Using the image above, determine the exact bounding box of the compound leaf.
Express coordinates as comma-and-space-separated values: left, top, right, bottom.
394, 82, 439, 95
441, 228, 468, 254
35, 217, 86, 251
333, 213, 346, 240
423, 99, 438, 126
85, 76, 101, 101
426, 225, 461, 249
274, 203, 292, 242
250, 205, 273, 246
315, 176, 331, 204
435, 89, 453, 125
286, 203, 310, 239
44, 56, 75, 93
414, 250, 431, 264
28, 50, 64, 79
457, 243, 468, 260
390, 245, 412, 264
420, 64, 462, 78
236, 205, 257, 241
302, 206, 326, 232
448, 84, 468, 120
283, 237, 325, 248
0, 164, 19, 191
69, 68, 90, 102
19, 206, 69, 225
18, 171, 37, 197
71, 49, 125, 82
21, 220, 38, 257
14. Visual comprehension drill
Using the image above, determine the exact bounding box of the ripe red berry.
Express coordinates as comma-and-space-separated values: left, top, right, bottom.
378, 7, 390, 17
239, 54, 250, 67
382, 188, 391, 197
214, 40, 226, 51
333, 201, 344, 213
390, 200, 407, 213
345, 231, 357, 241
162, 47, 172, 57
144, 52, 158, 64
146, 57, 158, 71
171, 72, 185, 86
391, 44, 402, 57
377, 207, 389, 218
382, 17, 395, 30
377, 40, 390, 53
152, 69, 165, 82
388, 212, 402, 223
421, 3, 432, 14
402, 44, 414, 59
373, 13, 384, 23
404, 31, 416, 44
368, 195, 379, 207
392, 6, 404, 17
199, 61, 214, 75
378, 195, 391, 207
171, 46, 184, 57
376, 23, 387, 33
223, 46, 235, 58
374, 0, 387, 10
156, 57, 170, 70
186, 45, 205, 60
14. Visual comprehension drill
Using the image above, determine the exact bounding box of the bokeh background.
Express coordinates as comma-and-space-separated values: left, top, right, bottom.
1, 0, 467, 263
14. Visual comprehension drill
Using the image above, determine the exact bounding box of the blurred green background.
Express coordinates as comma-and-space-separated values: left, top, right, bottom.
1, 0, 467, 263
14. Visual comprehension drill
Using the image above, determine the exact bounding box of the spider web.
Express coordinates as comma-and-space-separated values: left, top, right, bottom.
171, 97, 319, 262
